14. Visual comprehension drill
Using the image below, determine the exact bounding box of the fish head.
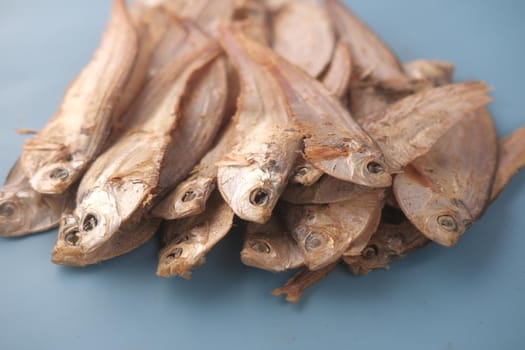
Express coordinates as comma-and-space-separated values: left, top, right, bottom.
157, 224, 209, 278
290, 162, 324, 185
218, 165, 280, 224
346, 146, 392, 187
241, 233, 292, 272
52, 187, 124, 263
0, 185, 60, 237
293, 222, 338, 270
419, 196, 472, 247
29, 159, 85, 194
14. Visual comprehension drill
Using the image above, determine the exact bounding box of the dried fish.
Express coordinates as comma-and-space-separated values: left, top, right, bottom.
288, 159, 324, 186
21, 0, 139, 195
0, 161, 67, 237
157, 191, 234, 278
51, 28, 224, 266
343, 206, 429, 275
492, 126, 525, 199
272, 0, 335, 78
393, 108, 498, 247
241, 215, 304, 273
217, 26, 302, 224
360, 82, 492, 172
281, 190, 384, 270
272, 262, 338, 303
233, 0, 271, 45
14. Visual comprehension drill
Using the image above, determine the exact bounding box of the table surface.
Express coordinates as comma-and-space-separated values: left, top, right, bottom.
1, 1, 524, 349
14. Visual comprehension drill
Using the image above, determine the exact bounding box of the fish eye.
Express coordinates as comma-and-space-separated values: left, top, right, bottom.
250, 240, 271, 254
294, 166, 310, 178
437, 215, 458, 232
0, 202, 15, 217
49, 167, 69, 181
167, 247, 183, 259
65, 229, 80, 246
362, 244, 379, 259
82, 214, 98, 232
366, 161, 385, 175
305, 232, 324, 251
249, 188, 270, 207
181, 190, 197, 203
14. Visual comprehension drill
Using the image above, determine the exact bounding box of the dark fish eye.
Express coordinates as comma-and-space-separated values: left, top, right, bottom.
181, 190, 196, 203
82, 214, 98, 232
437, 215, 458, 232
0, 202, 15, 217
250, 188, 270, 206
250, 240, 271, 254
366, 161, 385, 175
167, 248, 183, 260
362, 245, 379, 259
305, 232, 324, 251
49, 167, 69, 181
295, 166, 310, 178
65, 229, 80, 246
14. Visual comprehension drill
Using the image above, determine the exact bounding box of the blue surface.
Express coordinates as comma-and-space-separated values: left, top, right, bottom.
1, 1, 524, 349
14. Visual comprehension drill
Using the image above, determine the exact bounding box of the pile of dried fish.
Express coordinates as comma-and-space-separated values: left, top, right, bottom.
2, 0, 525, 302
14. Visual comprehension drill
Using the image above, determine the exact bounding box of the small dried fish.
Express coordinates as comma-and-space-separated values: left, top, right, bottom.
51, 28, 223, 266
491, 126, 525, 199
325, 0, 406, 82
393, 108, 498, 247
272, 0, 335, 78
321, 40, 353, 99
272, 262, 338, 303
217, 26, 302, 224
360, 82, 493, 172
282, 175, 371, 205
288, 159, 324, 186
281, 190, 384, 270
21, 0, 139, 195
241, 216, 304, 273
403, 59, 455, 87
343, 206, 429, 275
0, 161, 67, 237
157, 191, 234, 278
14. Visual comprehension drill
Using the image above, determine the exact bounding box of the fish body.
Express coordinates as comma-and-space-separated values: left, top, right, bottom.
21, 0, 139, 195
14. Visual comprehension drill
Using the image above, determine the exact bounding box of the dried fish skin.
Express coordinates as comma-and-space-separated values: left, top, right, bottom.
343, 206, 429, 275
241, 215, 304, 273
325, 0, 406, 82
0, 161, 66, 237
157, 192, 234, 278
272, 0, 335, 78
282, 191, 384, 270
21, 0, 139, 195
218, 125, 302, 224
51, 39, 222, 265
491, 125, 525, 199
360, 82, 493, 172
282, 175, 374, 205
321, 40, 353, 99
393, 109, 498, 247
272, 262, 338, 303
403, 59, 455, 87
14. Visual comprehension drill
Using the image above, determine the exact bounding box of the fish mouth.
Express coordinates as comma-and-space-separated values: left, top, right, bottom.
29, 161, 81, 194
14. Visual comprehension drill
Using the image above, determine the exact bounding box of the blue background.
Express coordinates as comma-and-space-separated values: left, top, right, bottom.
1, 1, 524, 349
